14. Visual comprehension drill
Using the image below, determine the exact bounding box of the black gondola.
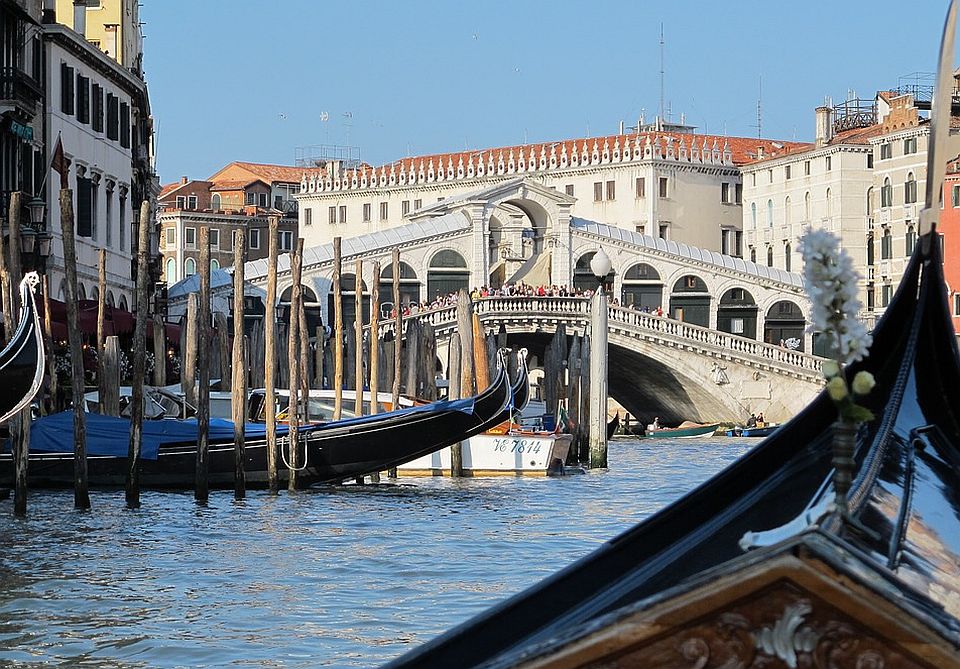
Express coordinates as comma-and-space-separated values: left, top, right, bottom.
384, 246, 960, 664
0, 350, 515, 489
0, 272, 44, 424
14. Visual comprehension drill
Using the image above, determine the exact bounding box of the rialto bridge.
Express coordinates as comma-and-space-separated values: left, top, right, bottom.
168, 177, 825, 423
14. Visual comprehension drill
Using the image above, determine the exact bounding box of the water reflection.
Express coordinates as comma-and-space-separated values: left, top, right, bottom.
0, 438, 750, 667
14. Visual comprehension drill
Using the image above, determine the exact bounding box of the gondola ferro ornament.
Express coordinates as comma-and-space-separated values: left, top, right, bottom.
0, 271, 45, 424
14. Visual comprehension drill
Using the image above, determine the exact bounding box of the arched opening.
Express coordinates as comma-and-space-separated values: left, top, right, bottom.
716, 287, 757, 339
106, 291, 115, 308
766, 199, 773, 227
764, 300, 805, 350
78, 283, 87, 300
905, 225, 916, 256
184, 257, 197, 276
804, 191, 811, 221
118, 295, 128, 311
767, 245, 774, 267
905, 172, 917, 204
211, 193, 221, 210
751, 202, 757, 229
784, 196, 791, 226
165, 257, 176, 284
825, 187, 832, 218
326, 275, 370, 326
784, 242, 792, 272
379, 261, 420, 311
91, 286, 99, 302
621, 263, 662, 311
211, 258, 220, 271
866, 187, 874, 216
573, 251, 615, 293
427, 250, 469, 300
669, 275, 710, 327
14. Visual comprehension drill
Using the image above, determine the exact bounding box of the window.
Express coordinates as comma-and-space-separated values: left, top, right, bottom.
721, 182, 730, 203
635, 224, 645, 235
804, 192, 811, 221
187, 195, 198, 209
402, 200, 410, 216
328, 206, 336, 224
768, 169, 773, 183
867, 153, 873, 168
785, 196, 792, 226
735, 183, 742, 204
767, 246, 774, 267
955, 293, 960, 316
338, 205, 347, 223
881, 177, 893, 207
211, 259, 220, 271
730, 318, 744, 334
414, 199, 422, 210
825, 156, 831, 171
566, 184, 575, 197
658, 177, 668, 198
257, 192, 267, 207
785, 165, 792, 180
721, 229, 731, 255
867, 233, 875, 265
166, 258, 176, 284
881, 229, 893, 259
119, 196, 126, 252
165, 227, 176, 249
658, 223, 668, 240
362, 203, 371, 222
119, 101, 130, 148
953, 184, 960, 207
905, 226, 916, 256
211, 193, 221, 210
766, 199, 773, 227
279, 231, 293, 251
750, 247, 756, 263
184, 258, 196, 276
635, 178, 645, 198
606, 180, 616, 200
379, 202, 388, 220
904, 137, 917, 154
61, 63, 75, 115
866, 187, 874, 216
91, 83, 103, 132
76, 177, 92, 237
882, 284, 893, 307
175, 195, 186, 209
784, 243, 792, 272
751, 202, 757, 229
593, 182, 603, 201
825, 188, 832, 218
76, 74, 90, 124
185, 227, 196, 250
751, 173, 756, 187
904, 172, 917, 204
209, 228, 220, 251
804, 161, 810, 176
249, 229, 260, 250
880, 142, 892, 160
105, 191, 112, 247
304, 207, 312, 226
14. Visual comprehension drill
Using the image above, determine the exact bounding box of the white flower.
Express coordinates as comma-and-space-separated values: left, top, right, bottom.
852, 371, 876, 396
821, 360, 840, 378
826, 376, 848, 401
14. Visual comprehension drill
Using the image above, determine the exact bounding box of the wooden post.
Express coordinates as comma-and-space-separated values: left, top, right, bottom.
232, 229, 247, 499
298, 298, 309, 404
354, 259, 363, 416
448, 333, 462, 477
214, 312, 230, 391
420, 322, 437, 401
456, 289, 474, 398
497, 323, 508, 352
345, 317, 357, 396
368, 261, 380, 483
42, 276, 57, 413
588, 290, 608, 468
264, 215, 280, 493
404, 318, 420, 396
96, 248, 107, 413
472, 313, 488, 391
314, 326, 324, 388
388, 248, 401, 478
152, 314, 166, 387
183, 293, 198, 408
60, 189, 89, 510
287, 238, 304, 491
101, 336, 120, 416
579, 333, 591, 465
6, 193, 28, 515
333, 237, 344, 420
196, 226, 211, 501
485, 332, 497, 382
566, 335, 582, 463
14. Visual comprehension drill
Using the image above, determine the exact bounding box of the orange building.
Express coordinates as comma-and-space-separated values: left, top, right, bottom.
942, 164, 960, 335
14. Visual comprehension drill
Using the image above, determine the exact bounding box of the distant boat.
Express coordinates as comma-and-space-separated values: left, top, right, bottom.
725, 424, 778, 438
642, 421, 720, 438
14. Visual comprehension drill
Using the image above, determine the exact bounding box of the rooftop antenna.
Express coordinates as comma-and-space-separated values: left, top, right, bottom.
659, 23, 665, 126
756, 75, 763, 138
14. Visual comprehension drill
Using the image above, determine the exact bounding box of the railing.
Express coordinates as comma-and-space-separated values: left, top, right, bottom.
0, 67, 42, 113
389, 296, 823, 377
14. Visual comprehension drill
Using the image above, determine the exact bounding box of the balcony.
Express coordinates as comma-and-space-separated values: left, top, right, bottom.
0, 67, 42, 117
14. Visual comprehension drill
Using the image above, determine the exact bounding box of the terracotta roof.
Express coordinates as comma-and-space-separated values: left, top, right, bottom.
209, 179, 268, 191
208, 161, 322, 185
159, 182, 181, 198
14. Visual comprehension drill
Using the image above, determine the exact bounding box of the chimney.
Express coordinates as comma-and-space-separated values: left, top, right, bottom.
757, 146, 764, 159
815, 105, 834, 148
180, 176, 188, 185
619, 120, 624, 135
73, 0, 86, 37
42, 0, 56, 23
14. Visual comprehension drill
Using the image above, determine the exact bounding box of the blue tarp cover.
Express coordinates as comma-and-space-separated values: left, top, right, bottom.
25, 412, 281, 460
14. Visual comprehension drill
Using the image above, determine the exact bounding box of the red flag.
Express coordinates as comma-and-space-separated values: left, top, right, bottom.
51, 134, 70, 189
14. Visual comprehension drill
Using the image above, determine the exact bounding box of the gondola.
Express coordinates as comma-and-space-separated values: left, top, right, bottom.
0, 272, 44, 424
385, 240, 960, 669
0, 350, 514, 489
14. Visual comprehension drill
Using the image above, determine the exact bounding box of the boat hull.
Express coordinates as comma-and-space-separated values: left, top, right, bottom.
397, 432, 572, 477
642, 423, 720, 438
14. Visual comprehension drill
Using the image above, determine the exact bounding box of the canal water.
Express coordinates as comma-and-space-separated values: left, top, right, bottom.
0, 437, 752, 667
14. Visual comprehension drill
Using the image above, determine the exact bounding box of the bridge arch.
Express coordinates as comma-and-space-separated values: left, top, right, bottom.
621, 262, 663, 310
327, 274, 369, 326
427, 249, 469, 299
763, 299, 805, 349
278, 284, 323, 331
379, 261, 421, 311
669, 274, 711, 326
573, 250, 615, 292
716, 287, 758, 339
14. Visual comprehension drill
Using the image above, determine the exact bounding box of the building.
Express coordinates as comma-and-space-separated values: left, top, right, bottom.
1, 0, 44, 215
52, 0, 143, 73
158, 164, 300, 286
942, 162, 960, 336
292, 129, 807, 289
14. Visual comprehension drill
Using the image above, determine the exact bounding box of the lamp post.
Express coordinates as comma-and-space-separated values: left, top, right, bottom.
588, 247, 611, 468
22, 196, 52, 273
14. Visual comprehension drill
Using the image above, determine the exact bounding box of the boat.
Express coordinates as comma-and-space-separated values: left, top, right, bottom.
0, 272, 45, 424
642, 420, 720, 438
725, 424, 778, 438
382, 239, 960, 666
0, 351, 514, 488
605, 413, 620, 439
396, 350, 574, 477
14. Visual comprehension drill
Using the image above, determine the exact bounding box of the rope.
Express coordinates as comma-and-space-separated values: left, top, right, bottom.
278, 427, 310, 472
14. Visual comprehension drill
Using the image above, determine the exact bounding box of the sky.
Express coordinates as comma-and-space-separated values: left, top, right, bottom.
143, 1, 954, 184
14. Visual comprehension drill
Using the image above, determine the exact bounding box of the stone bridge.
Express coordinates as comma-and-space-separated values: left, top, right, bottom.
404, 296, 824, 425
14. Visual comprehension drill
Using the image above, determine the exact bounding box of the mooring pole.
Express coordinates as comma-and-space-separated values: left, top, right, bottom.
588, 289, 608, 468
126, 198, 151, 507
265, 215, 279, 493
287, 239, 304, 491
195, 227, 211, 502
96, 248, 107, 413
388, 248, 401, 478
368, 260, 380, 483
333, 237, 344, 420
41, 276, 56, 413
354, 259, 363, 417
232, 229, 247, 498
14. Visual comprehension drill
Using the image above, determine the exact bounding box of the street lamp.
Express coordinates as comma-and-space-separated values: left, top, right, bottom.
590, 247, 612, 288
22, 196, 52, 272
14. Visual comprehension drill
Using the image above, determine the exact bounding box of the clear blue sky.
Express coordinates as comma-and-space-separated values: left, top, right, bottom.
143, 1, 953, 184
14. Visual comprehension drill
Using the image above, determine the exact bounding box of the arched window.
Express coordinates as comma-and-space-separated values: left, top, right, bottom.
621, 263, 662, 310
573, 251, 615, 293
106, 291, 115, 307
767, 245, 774, 267
211, 193, 221, 210
427, 249, 469, 300
78, 283, 87, 300
784, 243, 792, 272
804, 192, 811, 221
766, 199, 773, 227
119, 295, 128, 311
881, 229, 893, 259
764, 300, 805, 350
904, 172, 917, 204
211, 258, 220, 271
825, 188, 832, 218
751, 202, 757, 229
380, 261, 421, 308
866, 187, 874, 216
166, 257, 176, 284
784, 196, 792, 226
669, 275, 710, 326
717, 287, 758, 339
905, 225, 916, 256
750, 247, 756, 263
881, 177, 893, 207
184, 257, 197, 275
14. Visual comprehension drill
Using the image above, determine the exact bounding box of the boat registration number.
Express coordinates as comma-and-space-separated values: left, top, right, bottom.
491, 438, 543, 454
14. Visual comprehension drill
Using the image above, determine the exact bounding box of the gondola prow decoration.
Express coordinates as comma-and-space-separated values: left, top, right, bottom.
0, 272, 46, 424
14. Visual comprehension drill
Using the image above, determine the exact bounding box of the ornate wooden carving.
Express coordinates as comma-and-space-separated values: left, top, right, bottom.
594, 582, 933, 669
